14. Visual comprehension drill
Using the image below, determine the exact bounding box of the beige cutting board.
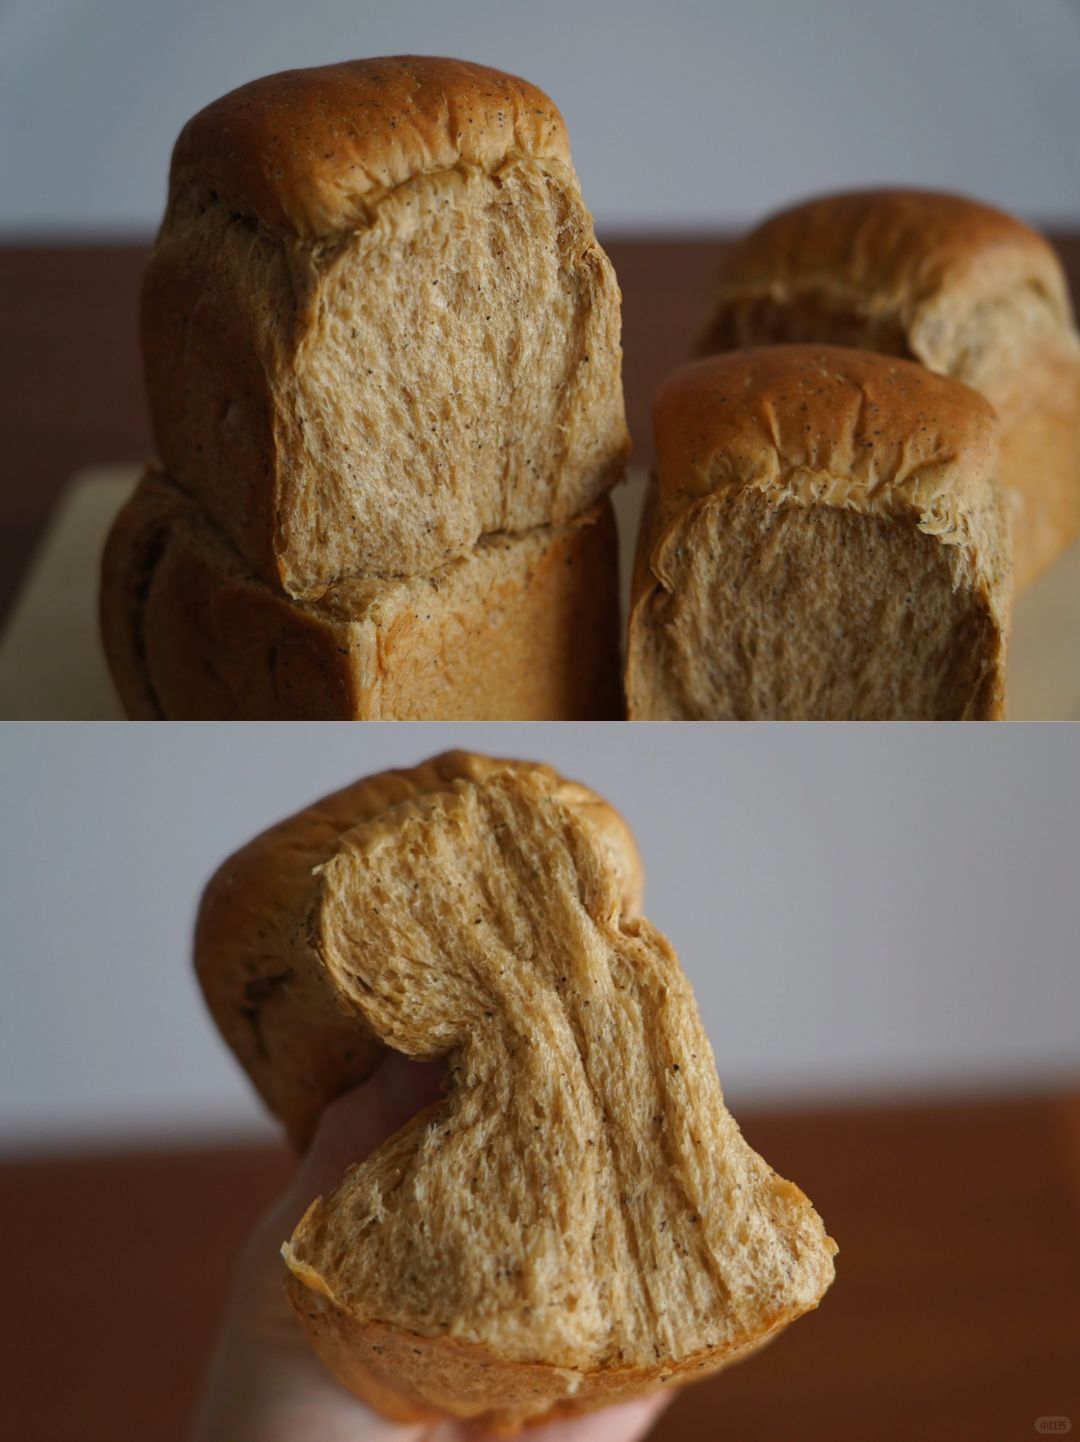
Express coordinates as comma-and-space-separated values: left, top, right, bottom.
0, 465, 1077, 719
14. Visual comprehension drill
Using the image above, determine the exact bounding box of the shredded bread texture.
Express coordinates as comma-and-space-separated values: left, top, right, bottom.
142, 57, 629, 596
195, 752, 835, 1430
626, 346, 1012, 720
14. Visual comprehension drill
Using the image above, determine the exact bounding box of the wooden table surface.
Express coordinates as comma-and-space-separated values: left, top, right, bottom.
2, 1088, 1078, 1442
5, 234, 1079, 630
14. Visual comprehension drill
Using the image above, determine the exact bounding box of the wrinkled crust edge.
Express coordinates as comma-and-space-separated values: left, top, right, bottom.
282, 1261, 834, 1436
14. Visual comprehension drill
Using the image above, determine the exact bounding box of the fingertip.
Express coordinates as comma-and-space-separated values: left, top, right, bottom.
292, 1052, 446, 1209
519, 1390, 673, 1442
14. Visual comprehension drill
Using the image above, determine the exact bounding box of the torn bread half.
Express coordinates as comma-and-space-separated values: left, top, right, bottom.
142, 56, 629, 596
194, 751, 836, 1431
626, 346, 1011, 720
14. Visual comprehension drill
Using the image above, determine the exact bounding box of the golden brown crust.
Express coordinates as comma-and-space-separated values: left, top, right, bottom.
99, 470, 623, 721
627, 346, 1011, 720
194, 752, 645, 1150
168, 56, 572, 239
283, 1269, 795, 1435
652, 345, 1000, 523
699, 188, 1072, 362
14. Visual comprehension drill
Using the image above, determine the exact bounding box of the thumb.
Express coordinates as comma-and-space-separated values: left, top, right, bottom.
287, 1052, 446, 1221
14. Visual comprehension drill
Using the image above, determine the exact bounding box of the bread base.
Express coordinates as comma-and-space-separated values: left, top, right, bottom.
100, 470, 622, 720
284, 1271, 796, 1436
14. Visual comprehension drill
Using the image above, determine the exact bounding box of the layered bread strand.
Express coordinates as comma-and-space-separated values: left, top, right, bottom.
194, 752, 836, 1432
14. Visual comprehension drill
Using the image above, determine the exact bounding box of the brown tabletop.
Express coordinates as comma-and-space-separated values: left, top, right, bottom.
7, 234, 1078, 630
2, 1087, 1078, 1442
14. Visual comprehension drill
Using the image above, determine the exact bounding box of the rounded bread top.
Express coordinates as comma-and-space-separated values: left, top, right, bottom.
710, 189, 1071, 332
653, 345, 1000, 529
168, 55, 574, 238
193, 749, 644, 1151
701, 190, 1076, 380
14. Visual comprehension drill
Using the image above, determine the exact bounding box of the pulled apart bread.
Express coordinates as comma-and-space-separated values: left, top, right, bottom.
626, 346, 1011, 720
100, 470, 621, 721
698, 189, 1080, 589
142, 56, 629, 597
195, 752, 836, 1431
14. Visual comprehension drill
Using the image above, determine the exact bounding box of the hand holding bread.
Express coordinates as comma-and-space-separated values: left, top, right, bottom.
188, 1052, 669, 1442
195, 752, 836, 1432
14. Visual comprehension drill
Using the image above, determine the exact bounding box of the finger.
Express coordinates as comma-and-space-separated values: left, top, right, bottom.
288, 1051, 446, 1218
511, 1392, 672, 1442
454, 1391, 672, 1442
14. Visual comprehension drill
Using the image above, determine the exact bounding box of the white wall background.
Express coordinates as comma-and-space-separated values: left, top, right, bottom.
1, 0, 1079, 237
2, 723, 1078, 1153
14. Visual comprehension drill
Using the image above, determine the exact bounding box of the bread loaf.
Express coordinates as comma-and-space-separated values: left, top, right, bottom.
195, 752, 836, 1431
100, 470, 621, 721
698, 188, 1080, 588
626, 346, 1011, 720
142, 56, 629, 597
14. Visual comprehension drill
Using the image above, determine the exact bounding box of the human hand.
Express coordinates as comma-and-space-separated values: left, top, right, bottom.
189, 1053, 670, 1442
